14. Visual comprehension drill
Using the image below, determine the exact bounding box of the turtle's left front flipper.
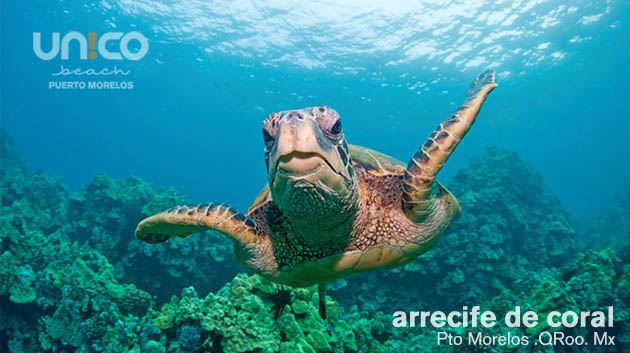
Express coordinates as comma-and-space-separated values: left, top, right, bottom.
403, 70, 498, 220
135, 203, 269, 251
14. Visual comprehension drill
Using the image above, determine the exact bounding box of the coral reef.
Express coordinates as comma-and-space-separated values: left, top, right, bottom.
144, 274, 394, 353
0, 167, 150, 352
587, 186, 630, 251
64, 174, 241, 298
482, 247, 630, 351
2, 132, 628, 353
1, 130, 241, 302
0, 132, 393, 353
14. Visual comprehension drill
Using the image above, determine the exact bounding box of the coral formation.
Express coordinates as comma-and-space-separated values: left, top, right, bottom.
587, 186, 630, 251
483, 247, 630, 349
2, 132, 628, 353
0, 132, 392, 352
64, 174, 241, 298
145, 274, 393, 353
1, 134, 146, 352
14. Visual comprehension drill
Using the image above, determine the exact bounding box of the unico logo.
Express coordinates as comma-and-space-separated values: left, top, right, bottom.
33, 31, 149, 61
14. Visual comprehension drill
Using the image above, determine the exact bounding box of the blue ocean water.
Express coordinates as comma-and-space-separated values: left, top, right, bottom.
3, 2, 630, 352
2, 0, 629, 217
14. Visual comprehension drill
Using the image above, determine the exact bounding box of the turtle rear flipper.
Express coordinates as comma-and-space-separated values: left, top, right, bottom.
318, 282, 328, 319
135, 203, 269, 250
403, 70, 497, 221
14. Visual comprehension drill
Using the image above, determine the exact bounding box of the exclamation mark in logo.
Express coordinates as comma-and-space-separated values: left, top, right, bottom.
88, 32, 97, 60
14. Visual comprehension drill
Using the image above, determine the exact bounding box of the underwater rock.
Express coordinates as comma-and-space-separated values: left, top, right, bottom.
119, 287, 153, 316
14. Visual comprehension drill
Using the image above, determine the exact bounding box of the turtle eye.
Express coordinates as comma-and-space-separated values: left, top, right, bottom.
330, 119, 342, 135
262, 128, 275, 148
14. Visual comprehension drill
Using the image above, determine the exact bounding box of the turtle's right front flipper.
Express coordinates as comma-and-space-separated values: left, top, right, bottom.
135, 203, 270, 251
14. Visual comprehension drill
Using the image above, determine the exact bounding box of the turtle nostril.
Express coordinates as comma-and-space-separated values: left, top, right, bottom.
287, 111, 304, 120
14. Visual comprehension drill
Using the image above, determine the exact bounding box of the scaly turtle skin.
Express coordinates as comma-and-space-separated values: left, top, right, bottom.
136, 70, 498, 318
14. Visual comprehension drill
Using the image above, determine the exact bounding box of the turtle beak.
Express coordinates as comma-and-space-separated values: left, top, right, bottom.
268, 112, 345, 189
276, 152, 337, 177
263, 107, 359, 237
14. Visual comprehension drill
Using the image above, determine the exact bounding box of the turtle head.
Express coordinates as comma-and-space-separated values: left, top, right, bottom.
263, 106, 358, 242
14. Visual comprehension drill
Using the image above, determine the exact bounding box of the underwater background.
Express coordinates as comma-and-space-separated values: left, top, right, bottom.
1, 0, 629, 352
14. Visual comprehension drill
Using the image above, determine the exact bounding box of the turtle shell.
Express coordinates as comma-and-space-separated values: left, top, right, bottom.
348, 144, 406, 175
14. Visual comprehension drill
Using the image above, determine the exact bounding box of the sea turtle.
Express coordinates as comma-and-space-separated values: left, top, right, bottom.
136, 70, 498, 318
